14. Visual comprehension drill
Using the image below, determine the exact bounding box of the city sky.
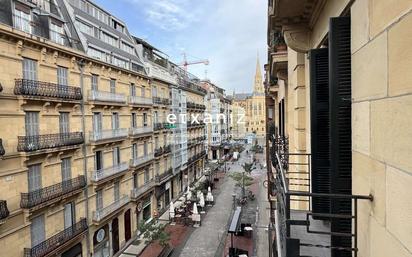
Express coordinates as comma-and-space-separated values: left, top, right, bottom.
93, 0, 267, 94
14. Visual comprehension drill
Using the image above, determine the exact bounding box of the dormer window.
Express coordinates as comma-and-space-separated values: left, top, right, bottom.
14, 7, 32, 34
50, 21, 65, 45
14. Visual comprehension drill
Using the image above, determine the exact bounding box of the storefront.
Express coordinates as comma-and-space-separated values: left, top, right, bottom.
155, 181, 171, 211
93, 225, 110, 257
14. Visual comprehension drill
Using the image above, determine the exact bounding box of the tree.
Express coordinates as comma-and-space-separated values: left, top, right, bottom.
139, 221, 170, 247
229, 163, 256, 198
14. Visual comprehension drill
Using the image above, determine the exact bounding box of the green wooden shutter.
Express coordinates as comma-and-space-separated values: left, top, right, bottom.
310, 48, 331, 216
329, 16, 352, 257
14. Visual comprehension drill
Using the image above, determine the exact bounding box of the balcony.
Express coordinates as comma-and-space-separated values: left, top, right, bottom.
20, 176, 86, 210
24, 218, 88, 257
88, 90, 126, 104
130, 153, 154, 168
90, 162, 129, 184
17, 132, 84, 153
153, 122, 168, 131
270, 138, 373, 257
187, 102, 206, 111
0, 200, 9, 224
155, 168, 173, 185
154, 145, 172, 158
153, 97, 171, 106
131, 180, 155, 200
93, 195, 130, 223
89, 129, 128, 143
187, 121, 206, 129
129, 96, 153, 106
129, 126, 153, 137
14, 79, 82, 102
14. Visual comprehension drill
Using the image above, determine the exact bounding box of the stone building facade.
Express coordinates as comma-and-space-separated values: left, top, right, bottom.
266, 1, 412, 257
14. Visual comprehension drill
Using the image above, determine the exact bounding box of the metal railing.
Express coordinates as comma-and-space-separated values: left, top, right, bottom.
24, 218, 88, 257
129, 126, 153, 136
130, 153, 154, 167
187, 102, 206, 110
14, 79, 82, 100
91, 162, 129, 182
88, 90, 126, 103
93, 195, 129, 222
0, 200, 9, 221
153, 97, 171, 105
20, 176, 86, 209
129, 96, 153, 105
131, 180, 155, 200
155, 168, 173, 184
17, 132, 84, 152
271, 140, 373, 257
89, 128, 128, 142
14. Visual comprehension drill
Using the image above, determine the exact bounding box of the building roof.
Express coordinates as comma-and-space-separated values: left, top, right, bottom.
233, 93, 252, 100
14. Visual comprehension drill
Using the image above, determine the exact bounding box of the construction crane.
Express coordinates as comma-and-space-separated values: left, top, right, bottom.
179, 53, 209, 72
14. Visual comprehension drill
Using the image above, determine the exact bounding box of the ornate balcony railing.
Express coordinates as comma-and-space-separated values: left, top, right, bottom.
91, 162, 129, 183
88, 90, 126, 104
17, 132, 84, 152
0, 200, 9, 222
271, 147, 373, 257
93, 195, 129, 222
130, 153, 154, 167
155, 168, 173, 184
187, 102, 206, 110
89, 128, 128, 143
21, 176, 86, 209
154, 122, 165, 131
14, 79, 82, 101
129, 126, 153, 136
131, 180, 155, 200
24, 218, 88, 257
129, 96, 153, 105
153, 97, 171, 105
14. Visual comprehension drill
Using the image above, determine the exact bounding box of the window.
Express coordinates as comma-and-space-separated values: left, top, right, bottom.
131, 113, 137, 128
23, 58, 37, 81
152, 86, 157, 97
112, 113, 119, 129
25, 112, 39, 136
113, 147, 120, 166
59, 112, 70, 134
95, 151, 103, 171
113, 56, 128, 69
153, 111, 158, 124
141, 87, 145, 97
91, 74, 98, 91
75, 19, 93, 36
154, 137, 158, 149
132, 143, 137, 160
133, 173, 138, 188
143, 113, 147, 127
64, 203, 75, 229
96, 190, 103, 210
121, 42, 134, 54
110, 79, 116, 93
143, 141, 148, 155
14, 8, 31, 33
88, 47, 106, 61
50, 22, 65, 45
101, 32, 118, 47
57, 67, 68, 86
31, 215, 45, 247
93, 112, 102, 133
130, 83, 136, 97
114, 182, 120, 201
61, 158, 71, 181
144, 169, 149, 183
28, 164, 42, 192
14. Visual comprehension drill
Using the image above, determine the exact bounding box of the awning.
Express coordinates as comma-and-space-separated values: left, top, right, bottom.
228, 207, 242, 234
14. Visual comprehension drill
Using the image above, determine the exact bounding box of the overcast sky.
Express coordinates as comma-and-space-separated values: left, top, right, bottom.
93, 0, 267, 94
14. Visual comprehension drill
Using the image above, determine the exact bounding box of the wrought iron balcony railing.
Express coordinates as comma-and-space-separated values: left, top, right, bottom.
93, 195, 129, 222
88, 90, 126, 104
14, 79, 82, 101
0, 200, 9, 222
129, 126, 153, 136
17, 132, 84, 152
154, 145, 171, 157
130, 153, 154, 167
91, 162, 129, 183
20, 176, 86, 209
24, 218, 88, 257
187, 102, 206, 110
271, 148, 372, 257
128, 96, 153, 105
89, 128, 128, 143
154, 122, 168, 131
155, 168, 173, 184
153, 97, 171, 105
131, 180, 155, 200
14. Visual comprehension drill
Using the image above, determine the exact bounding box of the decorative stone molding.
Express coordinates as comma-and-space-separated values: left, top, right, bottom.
40, 47, 47, 62
16, 40, 23, 56
283, 25, 311, 53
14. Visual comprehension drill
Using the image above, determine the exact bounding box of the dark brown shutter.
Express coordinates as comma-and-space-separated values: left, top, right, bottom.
309, 48, 331, 215
329, 16, 352, 257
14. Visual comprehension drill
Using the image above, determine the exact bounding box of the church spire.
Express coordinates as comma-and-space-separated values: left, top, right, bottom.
253, 53, 263, 93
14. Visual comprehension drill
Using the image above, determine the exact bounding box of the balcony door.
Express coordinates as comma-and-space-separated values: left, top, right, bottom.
143, 113, 147, 127
96, 190, 103, 211
114, 182, 120, 201
59, 112, 70, 135
130, 83, 136, 97
93, 113, 102, 135
91, 74, 98, 91
25, 112, 39, 137
28, 164, 42, 192
113, 147, 120, 166
110, 79, 116, 94
31, 214, 45, 247
131, 113, 137, 128
141, 86, 145, 98
124, 209, 131, 242
22, 58, 37, 81
143, 141, 148, 156
57, 66, 68, 86
112, 113, 119, 130
61, 158, 72, 181
95, 151, 103, 171
64, 202, 75, 229
132, 143, 137, 160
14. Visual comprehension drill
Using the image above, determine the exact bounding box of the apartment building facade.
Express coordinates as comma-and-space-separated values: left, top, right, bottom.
266, 1, 412, 257
0, 0, 207, 257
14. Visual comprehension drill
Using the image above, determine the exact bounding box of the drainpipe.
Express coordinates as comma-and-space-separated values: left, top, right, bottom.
78, 59, 91, 257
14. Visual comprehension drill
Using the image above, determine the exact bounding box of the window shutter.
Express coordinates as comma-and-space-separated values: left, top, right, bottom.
310, 48, 331, 216
329, 16, 352, 257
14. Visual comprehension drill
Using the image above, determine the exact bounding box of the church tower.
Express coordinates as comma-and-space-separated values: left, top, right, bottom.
253, 55, 264, 94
